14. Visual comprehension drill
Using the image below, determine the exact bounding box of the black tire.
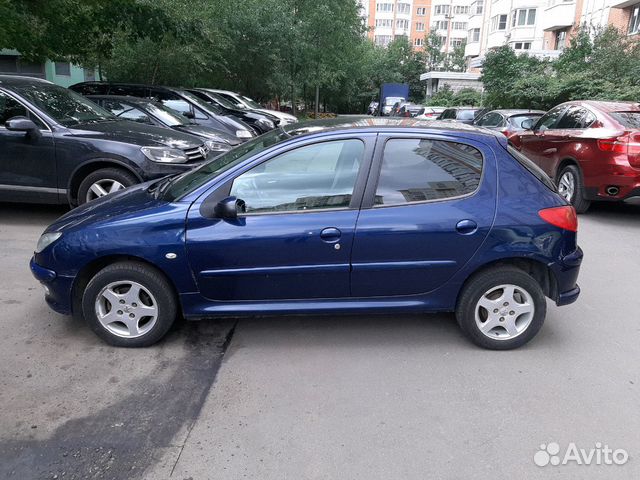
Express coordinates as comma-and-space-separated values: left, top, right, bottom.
77, 168, 138, 205
82, 261, 177, 347
456, 266, 547, 350
557, 165, 591, 213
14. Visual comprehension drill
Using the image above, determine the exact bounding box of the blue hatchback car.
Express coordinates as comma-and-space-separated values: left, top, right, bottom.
31, 118, 582, 349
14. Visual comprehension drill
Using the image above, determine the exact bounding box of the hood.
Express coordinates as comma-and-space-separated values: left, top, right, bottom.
211, 113, 252, 133
173, 125, 241, 145
256, 109, 297, 123
48, 182, 164, 232
67, 120, 202, 149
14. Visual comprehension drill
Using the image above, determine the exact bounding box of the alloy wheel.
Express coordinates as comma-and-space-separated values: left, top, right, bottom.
95, 281, 158, 338
557, 172, 575, 202
85, 179, 125, 202
474, 284, 535, 340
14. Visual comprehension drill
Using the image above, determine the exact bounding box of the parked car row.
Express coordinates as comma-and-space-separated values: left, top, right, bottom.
0, 75, 297, 206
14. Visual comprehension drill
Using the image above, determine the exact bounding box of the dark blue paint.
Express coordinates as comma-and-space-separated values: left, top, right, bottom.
31, 122, 582, 321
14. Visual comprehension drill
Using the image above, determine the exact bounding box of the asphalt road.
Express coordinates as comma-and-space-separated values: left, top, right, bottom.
1, 200, 639, 479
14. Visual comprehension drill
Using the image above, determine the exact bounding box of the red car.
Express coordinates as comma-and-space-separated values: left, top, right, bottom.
509, 100, 640, 212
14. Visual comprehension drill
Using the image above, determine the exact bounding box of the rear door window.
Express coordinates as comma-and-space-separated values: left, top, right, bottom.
476, 112, 503, 127
374, 138, 483, 205
556, 106, 587, 129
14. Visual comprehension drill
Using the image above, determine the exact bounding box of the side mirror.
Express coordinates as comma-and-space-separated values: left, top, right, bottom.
521, 118, 535, 130
214, 196, 246, 219
183, 111, 195, 119
6, 116, 38, 132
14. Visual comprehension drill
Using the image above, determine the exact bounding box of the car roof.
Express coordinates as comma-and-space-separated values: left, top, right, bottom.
563, 100, 640, 113
282, 117, 506, 144
72, 81, 185, 94
487, 109, 545, 116
86, 94, 153, 105
0, 75, 53, 86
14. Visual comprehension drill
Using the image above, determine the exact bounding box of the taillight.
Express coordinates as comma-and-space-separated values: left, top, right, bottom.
404, 111, 411, 117
539, 206, 578, 232
597, 132, 640, 167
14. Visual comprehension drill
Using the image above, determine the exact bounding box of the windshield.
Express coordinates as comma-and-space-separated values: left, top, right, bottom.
241, 95, 262, 109
164, 128, 291, 201
14, 83, 114, 126
179, 90, 223, 116
208, 92, 238, 110
142, 101, 191, 126
385, 97, 404, 106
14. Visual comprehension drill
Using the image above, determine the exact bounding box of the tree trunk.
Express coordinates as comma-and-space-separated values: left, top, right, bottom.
315, 85, 320, 117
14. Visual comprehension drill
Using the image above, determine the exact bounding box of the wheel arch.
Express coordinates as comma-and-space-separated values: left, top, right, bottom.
554, 157, 580, 180
67, 159, 143, 206
71, 254, 181, 318
457, 257, 559, 308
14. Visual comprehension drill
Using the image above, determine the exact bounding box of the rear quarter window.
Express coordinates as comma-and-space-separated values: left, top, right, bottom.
610, 112, 640, 129
507, 145, 557, 192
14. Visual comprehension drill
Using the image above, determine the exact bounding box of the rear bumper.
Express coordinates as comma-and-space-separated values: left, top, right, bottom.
30, 257, 74, 315
584, 169, 640, 201
552, 247, 583, 306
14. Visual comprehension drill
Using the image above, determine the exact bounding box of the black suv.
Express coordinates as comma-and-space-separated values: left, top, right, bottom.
0, 76, 212, 206
186, 88, 279, 134
70, 82, 255, 141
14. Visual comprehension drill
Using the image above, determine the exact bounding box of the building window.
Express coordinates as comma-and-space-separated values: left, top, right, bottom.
512, 8, 536, 27
376, 19, 393, 27
513, 42, 532, 50
416, 7, 427, 15
453, 5, 469, 15
54, 62, 71, 76
491, 14, 508, 32
433, 20, 449, 30
414, 38, 425, 46
375, 35, 393, 46
434, 5, 450, 15
397, 3, 410, 14
416, 22, 425, 32
376, 3, 394, 13
472, 0, 484, 15
83, 68, 96, 81
452, 22, 468, 30
396, 19, 409, 29
629, 5, 640, 35
468, 28, 480, 42
450, 38, 465, 48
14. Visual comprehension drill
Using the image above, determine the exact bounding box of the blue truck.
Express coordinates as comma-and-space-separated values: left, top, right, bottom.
379, 83, 410, 116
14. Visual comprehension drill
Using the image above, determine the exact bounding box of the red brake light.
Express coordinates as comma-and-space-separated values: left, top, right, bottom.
539, 206, 578, 232
597, 132, 640, 167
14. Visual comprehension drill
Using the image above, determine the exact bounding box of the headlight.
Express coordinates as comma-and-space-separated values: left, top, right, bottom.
205, 140, 231, 152
236, 130, 253, 139
141, 147, 188, 164
35, 232, 62, 253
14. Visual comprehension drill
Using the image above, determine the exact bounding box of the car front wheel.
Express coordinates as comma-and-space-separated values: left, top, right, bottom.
77, 168, 138, 205
456, 267, 546, 350
557, 165, 591, 213
82, 262, 177, 347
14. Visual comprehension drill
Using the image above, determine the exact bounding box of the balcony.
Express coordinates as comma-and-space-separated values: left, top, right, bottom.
542, 1, 576, 31
465, 42, 481, 57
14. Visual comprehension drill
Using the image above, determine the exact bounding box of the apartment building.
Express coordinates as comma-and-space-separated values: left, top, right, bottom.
464, 0, 640, 70
360, 0, 433, 49
429, 0, 473, 53
544, 0, 640, 50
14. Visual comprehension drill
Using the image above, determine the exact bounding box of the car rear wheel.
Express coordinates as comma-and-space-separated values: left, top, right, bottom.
82, 262, 177, 347
77, 168, 138, 205
456, 267, 546, 350
557, 165, 590, 213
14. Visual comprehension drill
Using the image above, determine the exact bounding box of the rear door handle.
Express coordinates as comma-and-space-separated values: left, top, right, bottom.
320, 227, 341, 242
456, 219, 478, 235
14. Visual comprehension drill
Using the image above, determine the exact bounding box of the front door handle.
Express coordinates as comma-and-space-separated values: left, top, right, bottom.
456, 219, 478, 235
320, 227, 341, 242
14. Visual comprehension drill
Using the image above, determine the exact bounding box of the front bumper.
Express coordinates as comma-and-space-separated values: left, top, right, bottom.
30, 257, 74, 315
